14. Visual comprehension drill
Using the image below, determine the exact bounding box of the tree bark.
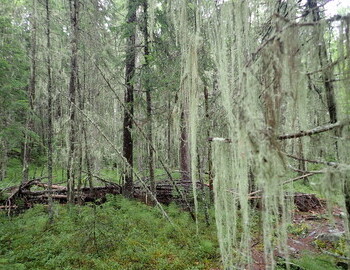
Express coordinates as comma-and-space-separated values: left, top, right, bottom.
180, 110, 191, 182
142, 0, 155, 195
203, 86, 213, 200
123, 0, 137, 198
67, 0, 79, 203
22, 0, 38, 183
22, 120, 30, 183
167, 99, 172, 166
45, 0, 53, 220
82, 51, 93, 191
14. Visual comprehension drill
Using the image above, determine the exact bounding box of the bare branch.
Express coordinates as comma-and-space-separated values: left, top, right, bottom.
277, 120, 350, 140
285, 153, 341, 167
208, 120, 350, 143
248, 172, 316, 197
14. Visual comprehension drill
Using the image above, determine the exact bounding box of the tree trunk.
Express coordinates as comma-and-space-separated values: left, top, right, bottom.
22, 0, 38, 183
82, 50, 93, 191
67, 0, 79, 203
142, 0, 155, 194
123, 0, 137, 198
76, 54, 84, 200
45, 0, 53, 220
203, 86, 213, 200
22, 122, 30, 183
167, 99, 172, 166
306, 0, 337, 124
180, 110, 191, 182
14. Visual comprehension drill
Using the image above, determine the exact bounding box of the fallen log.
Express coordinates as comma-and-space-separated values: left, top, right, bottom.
0, 178, 323, 214
34, 183, 66, 190
0, 178, 203, 210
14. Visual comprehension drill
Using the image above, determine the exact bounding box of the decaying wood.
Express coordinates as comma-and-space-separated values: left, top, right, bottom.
0, 178, 208, 212
294, 192, 323, 212
248, 193, 323, 212
1, 177, 324, 214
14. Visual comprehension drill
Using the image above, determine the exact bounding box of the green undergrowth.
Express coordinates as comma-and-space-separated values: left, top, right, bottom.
281, 253, 343, 270
0, 195, 221, 270
0, 195, 346, 269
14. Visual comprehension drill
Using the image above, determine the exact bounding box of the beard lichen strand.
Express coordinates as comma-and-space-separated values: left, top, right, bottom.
189, 40, 200, 232
338, 48, 350, 257
169, 0, 201, 229
336, 23, 350, 260
208, 0, 309, 268
210, 2, 254, 268
169, 0, 349, 269
213, 142, 237, 268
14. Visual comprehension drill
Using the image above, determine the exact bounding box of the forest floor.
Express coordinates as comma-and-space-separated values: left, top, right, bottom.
1, 188, 347, 269
253, 203, 347, 270
0, 160, 348, 269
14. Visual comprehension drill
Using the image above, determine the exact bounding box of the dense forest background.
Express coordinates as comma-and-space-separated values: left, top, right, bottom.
1, 0, 350, 269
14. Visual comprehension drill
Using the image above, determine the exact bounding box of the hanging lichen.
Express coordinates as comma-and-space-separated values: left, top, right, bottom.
206, 0, 327, 268
165, 0, 350, 269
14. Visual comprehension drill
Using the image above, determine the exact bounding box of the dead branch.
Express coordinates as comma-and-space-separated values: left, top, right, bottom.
288, 165, 325, 174
285, 153, 342, 167
248, 172, 316, 197
82, 171, 120, 187
208, 120, 350, 143
277, 120, 350, 140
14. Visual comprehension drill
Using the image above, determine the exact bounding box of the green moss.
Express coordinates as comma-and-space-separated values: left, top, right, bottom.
288, 223, 310, 236
0, 196, 221, 270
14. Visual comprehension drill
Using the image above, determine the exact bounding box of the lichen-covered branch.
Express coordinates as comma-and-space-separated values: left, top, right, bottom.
208, 120, 350, 142
277, 120, 350, 140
